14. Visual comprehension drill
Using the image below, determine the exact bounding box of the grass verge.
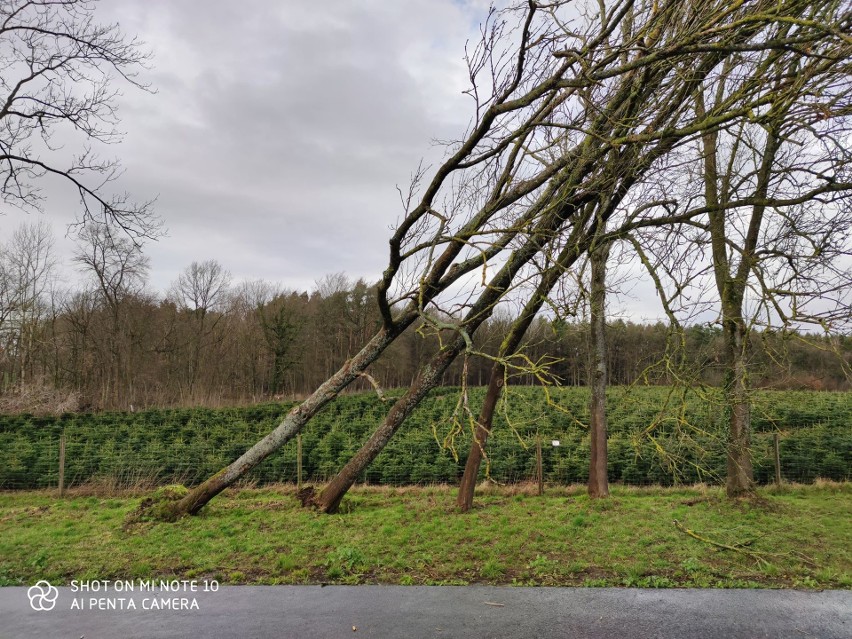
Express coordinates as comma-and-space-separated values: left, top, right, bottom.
1, 482, 849, 589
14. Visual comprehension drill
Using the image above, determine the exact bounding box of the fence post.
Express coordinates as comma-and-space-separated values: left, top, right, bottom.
773, 433, 782, 487
297, 433, 303, 490
58, 432, 66, 497
536, 434, 543, 496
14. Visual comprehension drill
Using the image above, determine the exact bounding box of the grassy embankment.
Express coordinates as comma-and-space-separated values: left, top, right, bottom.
1, 482, 849, 589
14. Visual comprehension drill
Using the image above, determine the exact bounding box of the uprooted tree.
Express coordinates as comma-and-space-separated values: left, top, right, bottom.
161, 0, 852, 519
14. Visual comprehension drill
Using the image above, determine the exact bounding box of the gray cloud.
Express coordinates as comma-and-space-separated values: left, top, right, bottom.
3, 0, 483, 293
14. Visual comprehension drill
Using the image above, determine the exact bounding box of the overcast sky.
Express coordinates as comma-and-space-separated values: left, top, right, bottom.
1, 0, 673, 321
2, 1, 482, 285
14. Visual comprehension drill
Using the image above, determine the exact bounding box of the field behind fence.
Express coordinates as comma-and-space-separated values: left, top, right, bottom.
0, 386, 849, 491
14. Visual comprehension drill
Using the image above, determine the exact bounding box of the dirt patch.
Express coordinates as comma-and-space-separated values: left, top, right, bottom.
123, 484, 189, 528
0, 504, 50, 523
296, 486, 316, 507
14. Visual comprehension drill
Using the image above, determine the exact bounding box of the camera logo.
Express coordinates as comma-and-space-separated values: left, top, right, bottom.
27, 580, 58, 611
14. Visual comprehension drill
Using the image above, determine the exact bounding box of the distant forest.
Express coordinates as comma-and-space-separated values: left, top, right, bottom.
1, 236, 849, 412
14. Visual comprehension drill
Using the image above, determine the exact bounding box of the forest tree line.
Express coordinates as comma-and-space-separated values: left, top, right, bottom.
1, 221, 848, 413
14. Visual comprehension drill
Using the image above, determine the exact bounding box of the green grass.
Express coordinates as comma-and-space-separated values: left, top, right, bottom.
1, 483, 849, 589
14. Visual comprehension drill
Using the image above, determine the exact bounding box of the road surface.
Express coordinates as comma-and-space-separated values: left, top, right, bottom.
1, 585, 849, 638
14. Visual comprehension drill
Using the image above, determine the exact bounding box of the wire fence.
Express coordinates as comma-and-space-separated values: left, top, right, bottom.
1, 387, 849, 491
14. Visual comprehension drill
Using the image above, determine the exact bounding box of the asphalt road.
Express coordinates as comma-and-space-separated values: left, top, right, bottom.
1, 585, 849, 638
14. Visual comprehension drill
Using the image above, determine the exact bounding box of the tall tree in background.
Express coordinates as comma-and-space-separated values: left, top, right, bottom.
0, 222, 57, 388
73, 224, 150, 407
257, 294, 301, 396
168, 260, 231, 399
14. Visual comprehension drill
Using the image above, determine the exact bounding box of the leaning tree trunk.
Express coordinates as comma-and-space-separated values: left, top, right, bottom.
454, 270, 564, 512
456, 362, 505, 512
455, 211, 601, 512
587, 241, 610, 498
313, 191, 592, 513
167, 327, 401, 517
724, 310, 753, 497
312, 339, 463, 513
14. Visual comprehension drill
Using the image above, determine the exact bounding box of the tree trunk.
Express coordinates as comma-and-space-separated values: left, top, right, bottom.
698, 85, 783, 500
168, 326, 400, 517
456, 363, 504, 512
456, 200, 625, 511
313, 341, 462, 513
724, 312, 753, 497
454, 229, 592, 512
587, 241, 610, 498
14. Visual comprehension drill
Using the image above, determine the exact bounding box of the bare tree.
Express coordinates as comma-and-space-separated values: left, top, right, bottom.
168, 260, 231, 397
170, 260, 231, 316
0, 221, 56, 387
697, 45, 852, 496
0, 0, 157, 236
163, 0, 850, 519
73, 223, 150, 406
618, 15, 852, 496
74, 224, 149, 308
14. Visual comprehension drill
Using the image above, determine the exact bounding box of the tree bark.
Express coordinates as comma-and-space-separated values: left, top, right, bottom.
723, 310, 753, 497
456, 363, 504, 512
587, 241, 610, 498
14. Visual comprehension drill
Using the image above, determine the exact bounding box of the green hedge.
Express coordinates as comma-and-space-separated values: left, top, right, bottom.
0, 387, 849, 489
